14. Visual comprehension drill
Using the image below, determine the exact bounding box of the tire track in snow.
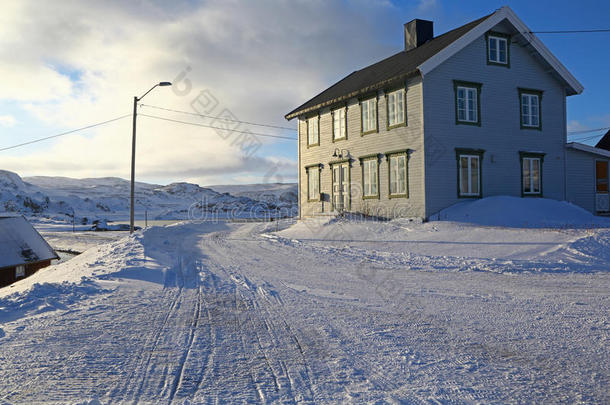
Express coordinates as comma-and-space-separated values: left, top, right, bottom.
127, 286, 184, 403
204, 230, 321, 403
167, 283, 202, 403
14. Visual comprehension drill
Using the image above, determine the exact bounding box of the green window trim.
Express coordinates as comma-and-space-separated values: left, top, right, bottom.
385, 87, 407, 130
519, 151, 545, 197
453, 80, 482, 126
305, 163, 322, 202
328, 157, 351, 166
455, 148, 485, 198
385, 149, 410, 199
518, 88, 543, 131
485, 31, 511, 68
306, 114, 320, 148
331, 105, 348, 142
359, 154, 381, 200
359, 95, 379, 136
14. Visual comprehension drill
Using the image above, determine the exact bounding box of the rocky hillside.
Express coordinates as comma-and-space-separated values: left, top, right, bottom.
0, 170, 296, 223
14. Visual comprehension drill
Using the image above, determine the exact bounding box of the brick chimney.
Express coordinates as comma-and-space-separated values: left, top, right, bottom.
404, 19, 434, 51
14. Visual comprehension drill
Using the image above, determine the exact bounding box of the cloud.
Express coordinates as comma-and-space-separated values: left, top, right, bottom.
417, 0, 438, 13
0, 115, 16, 127
567, 120, 589, 133
0, 0, 403, 185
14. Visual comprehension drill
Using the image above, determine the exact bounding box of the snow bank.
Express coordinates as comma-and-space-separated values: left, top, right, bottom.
430, 196, 610, 228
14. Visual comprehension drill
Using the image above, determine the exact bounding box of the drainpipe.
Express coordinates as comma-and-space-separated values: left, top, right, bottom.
563, 89, 568, 201
297, 118, 302, 219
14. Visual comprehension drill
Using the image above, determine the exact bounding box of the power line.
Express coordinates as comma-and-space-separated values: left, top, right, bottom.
529, 29, 610, 34
567, 126, 610, 135
0, 114, 131, 152
568, 134, 604, 143
139, 113, 298, 141
140, 104, 296, 131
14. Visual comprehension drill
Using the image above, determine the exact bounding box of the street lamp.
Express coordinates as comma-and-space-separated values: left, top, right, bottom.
130, 81, 172, 233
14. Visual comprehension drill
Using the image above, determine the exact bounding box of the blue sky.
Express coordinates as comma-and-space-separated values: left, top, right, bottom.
0, 0, 608, 186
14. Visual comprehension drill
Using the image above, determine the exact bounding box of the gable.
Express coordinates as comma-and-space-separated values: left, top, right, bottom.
419, 6, 583, 96
285, 6, 582, 121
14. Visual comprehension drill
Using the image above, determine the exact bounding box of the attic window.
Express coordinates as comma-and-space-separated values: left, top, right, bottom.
486, 32, 510, 66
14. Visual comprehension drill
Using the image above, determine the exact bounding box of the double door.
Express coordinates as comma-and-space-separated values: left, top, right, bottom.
332, 163, 350, 212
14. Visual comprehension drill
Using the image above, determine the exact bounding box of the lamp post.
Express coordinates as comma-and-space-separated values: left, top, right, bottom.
130, 81, 172, 234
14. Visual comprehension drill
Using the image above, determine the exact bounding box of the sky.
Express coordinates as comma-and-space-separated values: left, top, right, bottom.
0, 0, 609, 187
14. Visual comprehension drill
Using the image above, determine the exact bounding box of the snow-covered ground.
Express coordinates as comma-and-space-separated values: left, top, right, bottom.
0, 198, 609, 403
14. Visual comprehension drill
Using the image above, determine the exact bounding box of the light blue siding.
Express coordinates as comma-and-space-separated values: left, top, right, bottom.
422, 24, 568, 217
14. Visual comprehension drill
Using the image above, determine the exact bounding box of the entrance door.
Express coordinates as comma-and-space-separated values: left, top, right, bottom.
596, 160, 609, 212
332, 163, 350, 211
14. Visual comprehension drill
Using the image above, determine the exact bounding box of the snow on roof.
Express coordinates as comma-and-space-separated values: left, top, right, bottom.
0, 216, 58, 269
566, 142, 610, 159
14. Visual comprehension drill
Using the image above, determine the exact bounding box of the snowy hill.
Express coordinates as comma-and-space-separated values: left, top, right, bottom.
209, 183, 297, 205
0, 170, 296, 224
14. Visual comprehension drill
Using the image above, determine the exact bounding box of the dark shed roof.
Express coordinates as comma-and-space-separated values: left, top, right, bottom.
595, 130, 610, 151
285, 13, 493, 120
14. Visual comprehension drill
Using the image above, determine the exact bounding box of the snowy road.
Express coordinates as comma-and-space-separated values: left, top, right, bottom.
0, 220, 608, 404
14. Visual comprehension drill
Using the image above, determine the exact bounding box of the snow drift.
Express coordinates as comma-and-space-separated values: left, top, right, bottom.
430, 196, 610, 228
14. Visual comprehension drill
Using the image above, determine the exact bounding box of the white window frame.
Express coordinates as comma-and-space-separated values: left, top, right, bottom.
306, 165, 320, 201
522, 157, 542, 195
521, 93, 540, 128
332, 107, 346, 141
361, 97, 377, 134
15, 265, 25, 278
389, 154, 408, 197
488, 35, 508, 64
361, 158, 379, 198
307, 116, 319, 146
456, 86, 478, 123
387, 89, 405, 128
459, 154, 481, 197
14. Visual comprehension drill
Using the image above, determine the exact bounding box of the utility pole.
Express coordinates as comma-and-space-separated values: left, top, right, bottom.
130, 81, 172, 234
130, 96, 137, 234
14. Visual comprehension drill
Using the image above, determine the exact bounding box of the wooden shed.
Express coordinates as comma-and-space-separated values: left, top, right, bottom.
0, 215, 59, 288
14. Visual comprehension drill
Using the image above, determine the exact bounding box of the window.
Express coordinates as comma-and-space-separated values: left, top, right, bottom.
456, 148, 484, 198
454, 81, 482, 125
519, 89, 542, 129
520, 152, 544, 196
15, 265, 25, 278
360, 157, 379, 199
596, 161, 609, 193
387, 89, 405, 128
306, 165, 320, 201
387, 152, 408, 197
307, 116, 319, 146
522, 158, 541, 195
459, 155, 480, 197
487, 34, 508, 65
332, 108, 346, 141
361, 97, 377, 134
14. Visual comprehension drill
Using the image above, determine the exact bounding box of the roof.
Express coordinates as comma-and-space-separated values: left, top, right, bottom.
285, 6, 583, 121
0, 216, 58, 269
566, 142, 610, 159
594, 130, 610, 151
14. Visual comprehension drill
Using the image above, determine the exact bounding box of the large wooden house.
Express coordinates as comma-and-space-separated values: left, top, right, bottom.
285, 6, 608, 219
0, 215, 58, 288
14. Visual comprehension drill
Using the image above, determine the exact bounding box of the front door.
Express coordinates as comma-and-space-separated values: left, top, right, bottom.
332, 163, 350, 211
596, 160, 609, 212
